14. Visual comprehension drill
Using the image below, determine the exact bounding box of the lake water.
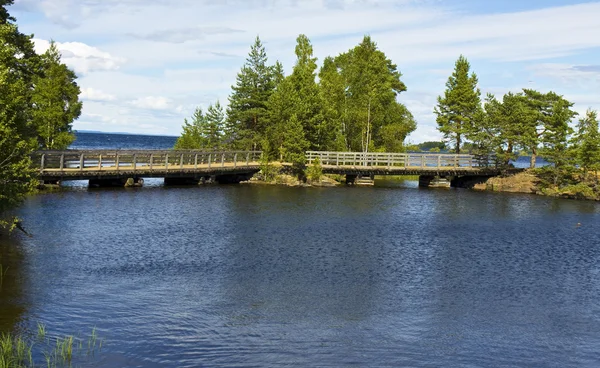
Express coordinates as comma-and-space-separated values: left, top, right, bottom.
1, 133, 599, 367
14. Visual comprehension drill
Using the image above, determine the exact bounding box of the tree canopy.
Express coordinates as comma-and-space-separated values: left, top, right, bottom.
1, 2, 81, 230
434, 55, 482, 154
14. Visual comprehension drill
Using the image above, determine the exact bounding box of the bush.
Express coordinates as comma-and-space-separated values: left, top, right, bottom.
259, 155, 277, 182
306, 157, 323, 183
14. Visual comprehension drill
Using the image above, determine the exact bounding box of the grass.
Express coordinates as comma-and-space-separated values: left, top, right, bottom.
0, 326, 103, 368
0, 333, 33, 368
36, 323, 46, 341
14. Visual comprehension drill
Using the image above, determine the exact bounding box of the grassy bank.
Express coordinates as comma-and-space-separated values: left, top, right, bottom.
474, 169, 600, 201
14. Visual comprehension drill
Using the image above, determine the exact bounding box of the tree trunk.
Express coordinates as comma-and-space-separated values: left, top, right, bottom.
456, 133, 461, 154
505, 142, 514, 166
365, 99, 371, 153
530, 147, 537, 169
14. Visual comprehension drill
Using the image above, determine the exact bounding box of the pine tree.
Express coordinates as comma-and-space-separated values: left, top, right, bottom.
226, 36, 276, 150
174, 108, 207, 149
319, 56, 348, 151
538, 92, 577, 170
281, 114, 309, 171
434, 55, 482, 153
265, 77, 303, 160
573, 109, 600, 178
205, 102, 225, 149
272, 61, 285, 87
288, 34, 327, 150
519, 89, 577, 168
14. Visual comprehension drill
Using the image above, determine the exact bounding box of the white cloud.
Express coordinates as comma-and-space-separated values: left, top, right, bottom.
33, 39, 126, 75
80, 87, 116, 101
13, 0, 600, 138
130, 96, 172, 110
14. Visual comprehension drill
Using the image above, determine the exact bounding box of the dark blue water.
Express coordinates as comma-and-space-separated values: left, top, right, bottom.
71, 131, 177, 150
1, 133, 599, 367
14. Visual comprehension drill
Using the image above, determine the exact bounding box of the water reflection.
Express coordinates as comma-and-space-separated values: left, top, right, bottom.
222, 186, 380, 324
5, 184, 600, 367
0, 234, 29, 334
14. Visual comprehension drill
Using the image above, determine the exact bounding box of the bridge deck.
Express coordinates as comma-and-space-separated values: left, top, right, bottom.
35, 150, 262, 181
34, 150, 506, 182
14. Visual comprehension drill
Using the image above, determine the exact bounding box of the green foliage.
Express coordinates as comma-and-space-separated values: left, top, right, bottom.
419, 141, 446, 151
434, 55, 482, 153
328, 36, 413, 152
1, 5, 83, 228
0, 23, 37, 230
523, 89, 577, 169
226, 36, 277, 150
174, 102, 225, 150
31, 41, 82, 150
265, 76, 302, 160
306, 157, 323, 182
288, 34, 328, 151
281, 114, 309, 168
572, 109, 600, 177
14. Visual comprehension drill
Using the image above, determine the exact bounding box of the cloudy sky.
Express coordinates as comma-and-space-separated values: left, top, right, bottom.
10, 0, 600, 142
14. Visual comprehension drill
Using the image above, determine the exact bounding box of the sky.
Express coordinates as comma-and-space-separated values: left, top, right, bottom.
9, 0, 600, 142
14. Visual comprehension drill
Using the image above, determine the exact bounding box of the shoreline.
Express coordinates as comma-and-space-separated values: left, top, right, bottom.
33, 170, 600, 201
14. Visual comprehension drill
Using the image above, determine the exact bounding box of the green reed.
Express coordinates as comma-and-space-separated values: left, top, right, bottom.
1, 325, 104, 368
37, 323, 46, 341
0, 332, 33, 368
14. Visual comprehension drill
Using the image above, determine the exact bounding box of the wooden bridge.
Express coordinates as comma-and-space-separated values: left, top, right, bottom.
35, 150, 263, 186
34, 150, 508, 187
306, 151, 501, 175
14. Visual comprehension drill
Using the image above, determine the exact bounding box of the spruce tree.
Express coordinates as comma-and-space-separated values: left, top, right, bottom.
434, 55, 482, 153
226, 36, 275, 150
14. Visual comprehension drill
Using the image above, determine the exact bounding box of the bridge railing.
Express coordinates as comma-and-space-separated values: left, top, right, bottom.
306, 151, 494, 168
34, 150, 263, 172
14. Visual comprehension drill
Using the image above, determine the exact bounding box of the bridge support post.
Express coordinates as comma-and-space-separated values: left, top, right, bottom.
345, 174, 357, 185
164, 177, 200, 186
419, 175, 450, 188
450, 176, 490, 189
215, 173, 254, 184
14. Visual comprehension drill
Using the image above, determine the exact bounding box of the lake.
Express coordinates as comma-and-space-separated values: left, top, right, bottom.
0, 132, 598, 367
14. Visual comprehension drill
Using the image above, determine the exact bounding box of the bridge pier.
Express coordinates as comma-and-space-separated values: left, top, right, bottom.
450, 176, 490, 189
164, 177, 203, 186
345, 174, 357, 185
89, 177, 144, 188
215, 173, 254, 184
419, 175, 451, 188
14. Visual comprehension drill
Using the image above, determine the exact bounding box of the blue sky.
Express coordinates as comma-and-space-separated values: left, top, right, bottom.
9, 0, 600, 142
